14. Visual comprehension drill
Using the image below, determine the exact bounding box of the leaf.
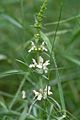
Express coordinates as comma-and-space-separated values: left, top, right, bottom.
0, 101, 8, 112
64, 55, 80, 66
16, 59, 28, 67
0, 14, 23, 29
45, 14, 80, 26
41, 31, 52, 53
46, 29, 71, 36
19, 106, 27, 120
0, 70, 25, 78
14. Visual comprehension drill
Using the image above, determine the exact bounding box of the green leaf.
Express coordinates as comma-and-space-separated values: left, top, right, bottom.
41, 31, 52, 53
0, 14, 23, 29
64, 55, 80, 66
0, 101, 8, 112
0, 70, 25, 78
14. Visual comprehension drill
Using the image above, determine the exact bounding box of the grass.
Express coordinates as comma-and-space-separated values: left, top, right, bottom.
0, 0, 80, 119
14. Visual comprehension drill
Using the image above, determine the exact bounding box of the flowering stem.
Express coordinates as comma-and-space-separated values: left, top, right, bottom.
48, 96, 61, 111
28, 99, 37, 115
34, 0, 48, 42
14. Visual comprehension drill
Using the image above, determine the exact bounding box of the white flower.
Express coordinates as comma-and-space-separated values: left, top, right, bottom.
29, 56, 50, 73
33, 90, 43, 100
33, 86, 52, 101
29, 59, 37, 68
43, 86, 53, 99
28, 41, 36, 53
28, 41, 47, 52
36, 56, 50, 73
22, 90, 26, 99
40, 42, 47, 52
36, 56, 43, 69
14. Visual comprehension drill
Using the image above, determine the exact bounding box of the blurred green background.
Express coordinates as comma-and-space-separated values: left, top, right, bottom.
0, 0, 80, 119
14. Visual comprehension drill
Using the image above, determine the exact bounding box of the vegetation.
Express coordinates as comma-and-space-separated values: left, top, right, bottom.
0, 0, 80, 119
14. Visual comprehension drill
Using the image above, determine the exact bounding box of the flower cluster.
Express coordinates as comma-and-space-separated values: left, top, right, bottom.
33, 86, 52, 101
22, 86, 52, 101
28, 39, 50, 73
27, 29, 52, 99
29, 56, 50, 73
28, 41, 47, 53
24, 38, 51, 101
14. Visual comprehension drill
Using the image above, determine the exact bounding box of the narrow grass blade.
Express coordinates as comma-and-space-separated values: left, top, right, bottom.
9, 74, 28, 109
0, 14, 23, 29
